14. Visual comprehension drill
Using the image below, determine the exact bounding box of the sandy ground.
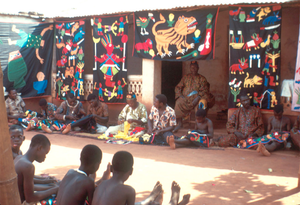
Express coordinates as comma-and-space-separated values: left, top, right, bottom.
20, 130, 300, 205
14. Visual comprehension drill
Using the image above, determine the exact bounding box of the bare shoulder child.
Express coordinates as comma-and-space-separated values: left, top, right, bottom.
167, 108, 213, 149
92, 151, 136, 205
56, 145, 103, 205
14, 134, 58, 204
262, 104, 291, 152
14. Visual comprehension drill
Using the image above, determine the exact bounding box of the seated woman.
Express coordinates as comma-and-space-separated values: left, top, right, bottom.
173, 61, 215, 132
105, 93, 147, 138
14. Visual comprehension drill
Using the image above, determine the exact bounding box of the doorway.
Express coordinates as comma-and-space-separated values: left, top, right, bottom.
161, 61, 182, 109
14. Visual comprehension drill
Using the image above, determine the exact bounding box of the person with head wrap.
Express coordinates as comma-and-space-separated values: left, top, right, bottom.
105, 92, 147, 137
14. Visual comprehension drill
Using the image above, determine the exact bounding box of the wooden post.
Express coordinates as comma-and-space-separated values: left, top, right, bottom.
0, 62, 21, 205
298, 164, 300, 188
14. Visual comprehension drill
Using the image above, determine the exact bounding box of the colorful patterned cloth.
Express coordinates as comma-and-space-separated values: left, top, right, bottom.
236, 132, 290, 149
185, 131, 210, 147
174, 73, 215, 118
41, 102, 57, 119
118, 102, 147, 130
87, 101, 109, 125
149, 105, 176, 130
5, 96, 25, 116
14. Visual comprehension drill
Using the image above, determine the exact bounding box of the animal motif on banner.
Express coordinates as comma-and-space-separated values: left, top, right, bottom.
256, 7, 271, 22
136, 13, 155, 36
260, 34, 271, 51
229, 7, 242, 21
244, 72, 263, 88
135, 39, 153, 53
229, 57, 248, 74
263, 12, 281, 25
243, 33, 263, 52
152, 13, 197, 58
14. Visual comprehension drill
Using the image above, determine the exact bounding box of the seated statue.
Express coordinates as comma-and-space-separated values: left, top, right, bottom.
173, 61, 215, 132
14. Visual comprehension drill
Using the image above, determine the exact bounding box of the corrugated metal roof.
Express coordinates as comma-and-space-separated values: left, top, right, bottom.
0, 0, 299, 18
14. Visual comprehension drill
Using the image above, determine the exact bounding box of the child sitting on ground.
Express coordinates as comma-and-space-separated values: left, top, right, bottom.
92, 150, 190, 205
14, 134, 59, 204
56, 144, 111, 205
257, 104, 291, 156
167, 108, 213, 149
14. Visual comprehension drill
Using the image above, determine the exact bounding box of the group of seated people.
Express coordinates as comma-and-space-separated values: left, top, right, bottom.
12, 129, 190, 205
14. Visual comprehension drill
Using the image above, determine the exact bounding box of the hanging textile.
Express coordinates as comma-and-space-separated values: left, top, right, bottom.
228, 5, 282, 109
292, 11, 300, 111
133, 8, 219, 61
0, 22, 54, 97
91, 15, 128, 103
55, 20, 85, 100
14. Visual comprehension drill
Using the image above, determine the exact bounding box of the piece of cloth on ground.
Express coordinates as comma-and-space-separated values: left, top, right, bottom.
236, 132, 290, 149
185, 131, 210, 147
105, 139, 132, 145
22, 194, 56, 205
139, 131, 174, 145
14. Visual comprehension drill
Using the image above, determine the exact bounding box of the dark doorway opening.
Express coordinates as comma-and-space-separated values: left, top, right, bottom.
161, 61, 182, 109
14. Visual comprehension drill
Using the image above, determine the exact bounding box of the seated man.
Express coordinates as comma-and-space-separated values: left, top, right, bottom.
6, 87, 26, 124
105, 93, 147, 137
236, 104, 291, 156
173, 61, 215, 132
92, 151, 190, 205
145, 94, 176, 145
216, 95, 264, 147
14, 134, 59, 204
87, 94, 109, 134
56, 144, 110, 205
167, 108, 213, 149
55, 93, 93, 134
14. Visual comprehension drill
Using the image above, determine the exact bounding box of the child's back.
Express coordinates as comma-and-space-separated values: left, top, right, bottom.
92, 178, 135, 205
92, 151, 135, 205
56, 169, 95, 205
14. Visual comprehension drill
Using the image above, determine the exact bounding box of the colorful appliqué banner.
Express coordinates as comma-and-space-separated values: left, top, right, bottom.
292, 13, 300, 111
55, 20, 85, 100
91, 15, 128, 103
133, 8, 219, 61
0, 22, 54, 97
228, 5, 282, 109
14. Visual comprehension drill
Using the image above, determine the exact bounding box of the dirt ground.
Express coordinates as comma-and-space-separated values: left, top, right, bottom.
20, 129, 300, 205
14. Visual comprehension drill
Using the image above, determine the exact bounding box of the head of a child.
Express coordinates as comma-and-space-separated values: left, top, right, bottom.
112, 151, 133, 181
39, 99, 48, 111
87, 94, 98, 108
80, 145, 102, 175
196, 108, 207, 123
8, 87, 17, 100
30, 134, 51, 163
10, 125, 25, 151
273, 104, 283, 120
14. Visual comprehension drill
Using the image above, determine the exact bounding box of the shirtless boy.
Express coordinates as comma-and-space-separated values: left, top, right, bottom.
14, 134, 59, 204
56, 144, 110, 205
10, 124, 25, 159
258, 104, 291, 155
92, 151, 190, 205
167, 108, 213, 149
